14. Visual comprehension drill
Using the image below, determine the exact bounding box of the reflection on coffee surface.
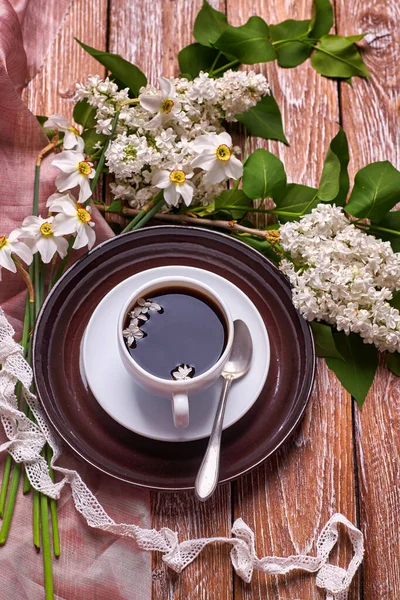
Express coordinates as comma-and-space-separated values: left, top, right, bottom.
123, 287, 227, 380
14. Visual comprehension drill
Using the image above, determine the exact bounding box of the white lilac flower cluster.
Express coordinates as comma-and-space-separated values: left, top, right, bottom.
279, 204, 400, 353
75, 71, 270, 209
122, 298, 162, 346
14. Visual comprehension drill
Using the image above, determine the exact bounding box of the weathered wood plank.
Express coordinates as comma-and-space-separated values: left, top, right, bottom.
337, 0, 400, 597
21, 0, 108, 120
107, 1, 234, 598
228, 1, 358, 599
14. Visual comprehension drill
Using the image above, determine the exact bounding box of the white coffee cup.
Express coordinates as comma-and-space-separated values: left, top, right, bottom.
117, 276, 234, 428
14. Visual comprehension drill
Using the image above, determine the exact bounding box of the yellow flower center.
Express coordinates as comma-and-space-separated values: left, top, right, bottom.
76, 206, 92, 223
169, 170, 186, 185
161, 99, 174, 114
77, 161, 93, 176
216, 144, 231, 162
0, 235, 8, 250
68, 126, 80, 135
40, 222, 53, 237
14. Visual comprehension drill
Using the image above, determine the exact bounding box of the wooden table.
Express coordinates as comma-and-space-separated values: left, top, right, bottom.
23, 1, 400, 598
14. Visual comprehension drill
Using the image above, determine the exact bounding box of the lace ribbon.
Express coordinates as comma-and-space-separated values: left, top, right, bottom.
0, 307, 363, 597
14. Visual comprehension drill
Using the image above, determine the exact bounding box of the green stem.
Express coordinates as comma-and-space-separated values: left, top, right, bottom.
131, 197, 166, 231
33, 165, 41, 216
121, 192, 164, 233
46, 446, 60, 558
208, 51, 222, 76
358, 223, 400, 237
0, 456, 12, 518
51, 237, 74, 287
0, 463, 22, 545
40, 492, 54, 599
33, 489, 41, 550
210, 59, 241, 76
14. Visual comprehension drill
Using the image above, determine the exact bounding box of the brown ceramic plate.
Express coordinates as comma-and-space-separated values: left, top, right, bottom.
33, 226, 315, 491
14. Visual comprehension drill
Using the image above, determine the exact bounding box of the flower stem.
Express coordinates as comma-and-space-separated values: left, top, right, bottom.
33, 489, 41, 550
121, 192, 164, 233
131, 196, 166, 231
208, 51, 222, 76
46, 446, 60, 558
210, 59, 240, 76
0, 463, 22, 545
0, 457, 12, 518
40, 491, 54, 599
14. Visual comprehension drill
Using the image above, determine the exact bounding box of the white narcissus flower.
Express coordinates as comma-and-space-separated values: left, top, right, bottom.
20, 216, 68, 264
139, 77, 181, 129
152, 169, 194, 207
52, 149, 94, 203
0, 229, 33, 276
43, 115, 81, 149
50, 195, 96, 250
191, 132, 243, 185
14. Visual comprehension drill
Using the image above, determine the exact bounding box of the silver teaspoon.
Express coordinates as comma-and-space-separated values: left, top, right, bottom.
195, 319, 253, 501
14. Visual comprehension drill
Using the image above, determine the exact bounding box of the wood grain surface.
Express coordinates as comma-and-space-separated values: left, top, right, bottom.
21, 0, 399, 599
337, 1, 400, 597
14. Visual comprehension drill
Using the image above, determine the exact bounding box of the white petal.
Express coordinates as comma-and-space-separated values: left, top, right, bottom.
63, 130, 78, 150
145, 113, 163, 129
203, 162, 226, 185
56, 170, 81, 192
36, 236, 57, 264
152, 170, 171, 189
164, 186, 180, 207
52, 214, 78, 236
191, 152, 217, 171
54, 235, 69, 258
86, 224, 96, 249
216, 132, 233, 147
0, 249, 16, 272
46, 191, 75, 209
52, 151, 83, 173
72, 223, 89, 250
10, 241, 33, 265
139, 94, 162, 113
159, 77, 174, 98
78, 176, 92, 203
193, 134, 218, 153
224, 155, 243, 180
75, 137, 85, 152
44, 114, 69, 129
179, 182, 194, 206
8, 228, 24, 242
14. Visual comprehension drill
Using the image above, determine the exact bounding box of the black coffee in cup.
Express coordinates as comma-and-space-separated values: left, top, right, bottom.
123, 287, 227, 380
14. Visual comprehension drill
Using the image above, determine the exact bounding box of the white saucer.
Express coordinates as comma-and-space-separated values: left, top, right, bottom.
81, 266, 270, 442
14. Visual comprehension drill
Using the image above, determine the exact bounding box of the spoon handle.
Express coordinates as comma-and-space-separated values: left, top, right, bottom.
195, 376, 232, 502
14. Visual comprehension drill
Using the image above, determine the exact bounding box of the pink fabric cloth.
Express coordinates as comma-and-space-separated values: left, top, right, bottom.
0, 1, 152, 597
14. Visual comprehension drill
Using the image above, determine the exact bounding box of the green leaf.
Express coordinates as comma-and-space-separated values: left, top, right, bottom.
105, 200, 122, 213
274, 183, 318, 221
235, 95, 288, 145
346, 161, 400, 222
215, 189, 252, 219
178, 43, 234, 80
269, 20, 313, 68
317, 129, 349, 204
243, 149, 286, 201
310, 322, 343, 359
387, 353, 400, 377
194, 1, 228, 47
81, 129, 106, 155
311, 34, 370, 79
215, 16, 276, 64
309, 0, 334, 38
73, 99, 97, 129
76, 39, 147, 96
326, 331, 378, 408
231, 233, 280, 264
369, 211, 400, 252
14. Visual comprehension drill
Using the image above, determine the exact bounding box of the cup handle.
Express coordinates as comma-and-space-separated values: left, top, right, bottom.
172, 393, 189, 428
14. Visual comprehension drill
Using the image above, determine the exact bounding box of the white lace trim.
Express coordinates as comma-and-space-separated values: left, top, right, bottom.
0, 307, 363, 597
